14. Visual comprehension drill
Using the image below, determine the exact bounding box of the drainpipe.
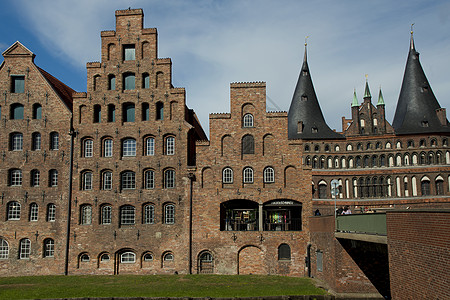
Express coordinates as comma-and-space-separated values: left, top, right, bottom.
64, 125, 76, 275
188, 172, 195, 274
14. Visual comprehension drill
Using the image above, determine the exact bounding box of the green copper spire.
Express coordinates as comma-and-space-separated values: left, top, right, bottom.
364, 76, 371, 98
352, 89, 359, 107
377, 86, 385, 105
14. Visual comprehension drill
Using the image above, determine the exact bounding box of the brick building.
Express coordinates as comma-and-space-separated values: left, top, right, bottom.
0, 8, 448, 296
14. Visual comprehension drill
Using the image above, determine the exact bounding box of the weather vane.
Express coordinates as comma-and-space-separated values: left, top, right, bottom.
305, 36, 309, 46
411, 23, 414, 34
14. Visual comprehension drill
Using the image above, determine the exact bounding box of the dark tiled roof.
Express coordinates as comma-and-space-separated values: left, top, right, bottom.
38, 67, 75, 111
185, 106, 208, 141
288, 48, 344, 140
392, 35, 449, 134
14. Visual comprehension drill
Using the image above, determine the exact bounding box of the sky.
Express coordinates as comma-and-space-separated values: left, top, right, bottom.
1, 0, 449, 137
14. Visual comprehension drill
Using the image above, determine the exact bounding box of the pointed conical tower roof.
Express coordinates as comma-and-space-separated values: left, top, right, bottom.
392, 30, 449, 134
364, 77, 372, 99
377, 87, 385, 105
288, 42, 344, 140
352, 89, 359, 107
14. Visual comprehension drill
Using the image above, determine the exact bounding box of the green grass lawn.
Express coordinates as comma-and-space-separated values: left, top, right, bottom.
0, 274, 326, 299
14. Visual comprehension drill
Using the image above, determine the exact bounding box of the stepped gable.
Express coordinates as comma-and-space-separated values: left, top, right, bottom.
392, 32, 449, 134
288, 44, 344, 140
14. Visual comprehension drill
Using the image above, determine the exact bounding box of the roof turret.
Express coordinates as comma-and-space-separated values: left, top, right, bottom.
364, 77, 371, 99
392, 29, 449, 134
377, 87, 385, 106
352, 89, 359, 107
287, 41, 344, 140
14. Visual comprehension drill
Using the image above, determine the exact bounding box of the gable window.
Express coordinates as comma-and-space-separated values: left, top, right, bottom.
50, 132, 59, 150
156, 102, 163, 120
123, 73, 135, 90
165, 136, 175, 155
108, 74, 116, 90
142, 73, 150, 89
122, 138, 136, 157
7, 201, 21, 220
32, 104, 42, 119
243, 167, 254, 184
121, 171, 136, 190
0, 239, 9, 259
222, 167, 233, 184
145, 137, 155, 156
242, 135, 255, 154
32, 132, 41, 151
80, 205, 92, 225
107, 104, 115, 122
243, 113, 254, 127
10, 103, 24, 119
164, 169, 175, 188
164, 204, 175, 224
123, 103, 135, 122
144, 170, 155, 189
101, 205, 112, 224
120, 205, 135, 225
143, 204, 155, 224
11, 76, 25, 93
49, 169, 58, 187
43, 239, 54, 257
47, 204, 56, 222
103, 139, 113, 157
83, 139, 93, 157
19, 239, 31, 259
93, 105, 101, 123
263, 167, 275, 183
29, 203, 38, 221
11, 133, 23, 151
102, 171, 112, 190
82, 171, 93, 190
123, 45, 135, 61
9, 169, 22, 186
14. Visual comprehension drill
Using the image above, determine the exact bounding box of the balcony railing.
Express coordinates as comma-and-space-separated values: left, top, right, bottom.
223, 218, 302, 231
336, 213, 387, 236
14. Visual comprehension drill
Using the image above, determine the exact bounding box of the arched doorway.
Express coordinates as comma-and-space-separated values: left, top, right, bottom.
238, 245, 264, 275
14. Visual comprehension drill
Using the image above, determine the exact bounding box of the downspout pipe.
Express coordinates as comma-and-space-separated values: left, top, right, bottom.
64, 125, 76, 275
188, 172, 195, 274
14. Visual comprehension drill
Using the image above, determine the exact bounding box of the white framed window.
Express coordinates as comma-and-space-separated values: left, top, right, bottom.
243, 113, 254, 127
243, 167, 254, 184
47, 204, 56, 222
222, 167, 233, 184
19, 239, 31, 259
29, 203, 38, 221
143, 204, 155, 224
164, 204, 175, 224
10, 169, 22, 186
82, 172, 93, 190
121, 171, 136, 189
83, 139, 93, 157
121, 251, 136, 263
143, 253, 153, 261
122, 138, 136, 157
120, 205, 135, 225
7, 201, 21, 220
144, 170, 155, 189
80, 253, 90, 262
100, 253, 110, 262
263, 167, 275, 183
164, 253, 174, 261
32, 133, 41, 151
102, 171, 112, 190
11, 133, 23, 151
146, 137, 155, 156
43, 239, 54, 257
49, 170, 58, 187
81, 205, 92, 225
165, 136, 175, 155
164, 169, 175, 188
103, 139, 113, 157
101, 205, 112, 225
31, 170, 40, 187
50, 132, 59, 150
0, 238, 8, 259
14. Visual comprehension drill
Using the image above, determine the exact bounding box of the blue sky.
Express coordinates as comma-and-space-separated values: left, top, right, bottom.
1, 1, 449, 136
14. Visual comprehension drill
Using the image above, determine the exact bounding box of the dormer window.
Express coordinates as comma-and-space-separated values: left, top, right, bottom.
421, 120, 429, 127
311, 127, 318, 133
302, 69, 308, 76
301, 95, 308, 101
421, 86, 429, 93
123, 45, 135, 61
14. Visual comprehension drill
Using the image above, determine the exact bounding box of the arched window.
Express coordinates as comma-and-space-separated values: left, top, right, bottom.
43, 239, 54, 257
101, 205, 112, 225
121, 251, 136, 263
156, 102, 164, 120
100, 253, 110, 262
19, 239, 31, 259
164, 169, 175, 188
102, 171, 112, 190
29, 203, 38, 221
93, 105, 101, 123
163, 252, 174, 261
120, 205, 135, 225
346, 144, 352, 151
144, 169, 155, 189
121, 171, 136, 189
243, 113, 254, 127
7, 201, 21, 220
49, 169, 58, 187
145, 136, 155, 156
32, 132, 41, 151
318, 182, 327, 199
143, 204, 155, 224
242, 135, 255, 154
80, 205, 92, 225
50, 132, 59, 150
93, 75, 100, 91
0, 238, 9, 259
142, 73, 150, 89
80, 253, 90, 262
222, 167, 233, 184
165, 136, 175, 155
142, 103, 149, 121
108, 104, 115, 122
278, 244, 291, 260
10, 132, 23, 151
143, 253, 153, 261
83, 139, 93, 157
122, 138, 136, 157
421, 177, 431, 196
10, 103, 24, 119
123, 72, 135, 90
263, 167, 275, 183
304, 145, 310, 152
9, 169, 22, 186
198, 251, 214, 274
82, 171, 93, 190
47, 203, 56, 222
32, 104, 42, 119
108, 74, 116, 90
436, 178, 444, 195
103, 138, 113, 157
243, 167, 254, 184
122, 103, 135, 122
164, 204, 175, 224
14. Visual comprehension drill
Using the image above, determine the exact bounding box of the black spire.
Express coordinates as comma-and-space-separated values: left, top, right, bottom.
288, 43, 344, 140
392, 30, 449, 134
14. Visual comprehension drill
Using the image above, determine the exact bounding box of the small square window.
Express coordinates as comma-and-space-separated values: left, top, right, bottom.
123, 45, 135, 61
11, 76, 25, 93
